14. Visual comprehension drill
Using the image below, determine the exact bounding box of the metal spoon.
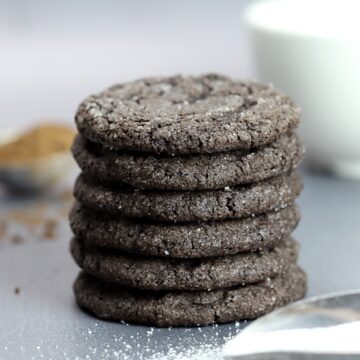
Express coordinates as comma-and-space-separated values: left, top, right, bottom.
223, 290, 360, 359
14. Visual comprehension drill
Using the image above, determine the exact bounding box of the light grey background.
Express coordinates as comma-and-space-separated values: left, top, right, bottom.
0, 0, 252, 129
1, 1, 360, 359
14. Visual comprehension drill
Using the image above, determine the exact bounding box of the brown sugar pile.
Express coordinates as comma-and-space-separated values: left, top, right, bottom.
0, 123, 75, 165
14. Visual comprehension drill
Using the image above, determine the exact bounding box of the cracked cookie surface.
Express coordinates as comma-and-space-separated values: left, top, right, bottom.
69, 203, 300, 258
74, 171, 302, 222
71, 237, 298, 291
74, 265, 307, 326
72, 132, 304, 190
75, 74, 300, 155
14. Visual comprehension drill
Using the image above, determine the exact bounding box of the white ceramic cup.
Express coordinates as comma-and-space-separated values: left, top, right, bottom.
245, 0, 360, 179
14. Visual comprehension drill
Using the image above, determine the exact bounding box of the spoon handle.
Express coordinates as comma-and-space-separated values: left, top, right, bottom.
227, 352, 360, 360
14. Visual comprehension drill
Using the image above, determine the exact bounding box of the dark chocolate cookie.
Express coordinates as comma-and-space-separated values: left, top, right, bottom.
71, 237, 298, 291
69, 203, 300, 258
72, 132, 304, 190
74, 171, 302, 222
73, 265, 307, 326
75, 74, 300, 155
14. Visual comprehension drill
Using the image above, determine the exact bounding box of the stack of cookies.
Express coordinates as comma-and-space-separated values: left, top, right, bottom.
70, 74, 307, 327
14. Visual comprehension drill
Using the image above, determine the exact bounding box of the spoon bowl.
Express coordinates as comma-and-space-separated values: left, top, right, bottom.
223, 290, 360, 359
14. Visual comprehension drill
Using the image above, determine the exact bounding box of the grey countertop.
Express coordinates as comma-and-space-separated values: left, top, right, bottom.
0, 171, 360, 360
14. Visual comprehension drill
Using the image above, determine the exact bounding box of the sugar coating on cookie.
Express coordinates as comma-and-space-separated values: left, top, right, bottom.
73, 265, 307, 327
75, 74, 300, 155
71, 237, 298, 291
72, 132, 304, 190
73, 171, 302, 222
71, 73, 306, 327
69, 203, 300, 258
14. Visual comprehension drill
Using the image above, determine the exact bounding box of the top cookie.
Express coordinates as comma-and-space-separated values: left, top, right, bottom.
75, 74, 300, 155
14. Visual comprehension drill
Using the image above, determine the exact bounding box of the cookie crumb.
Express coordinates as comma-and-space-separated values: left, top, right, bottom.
11, 234, 24, 244
42, 219, 57, 240
0, 220, 7, 239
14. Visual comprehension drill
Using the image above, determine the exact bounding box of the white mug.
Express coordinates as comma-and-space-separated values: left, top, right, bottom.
245, 0, 360, 179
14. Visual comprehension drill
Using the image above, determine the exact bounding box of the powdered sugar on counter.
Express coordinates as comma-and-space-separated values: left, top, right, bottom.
223, 321, 360, 358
